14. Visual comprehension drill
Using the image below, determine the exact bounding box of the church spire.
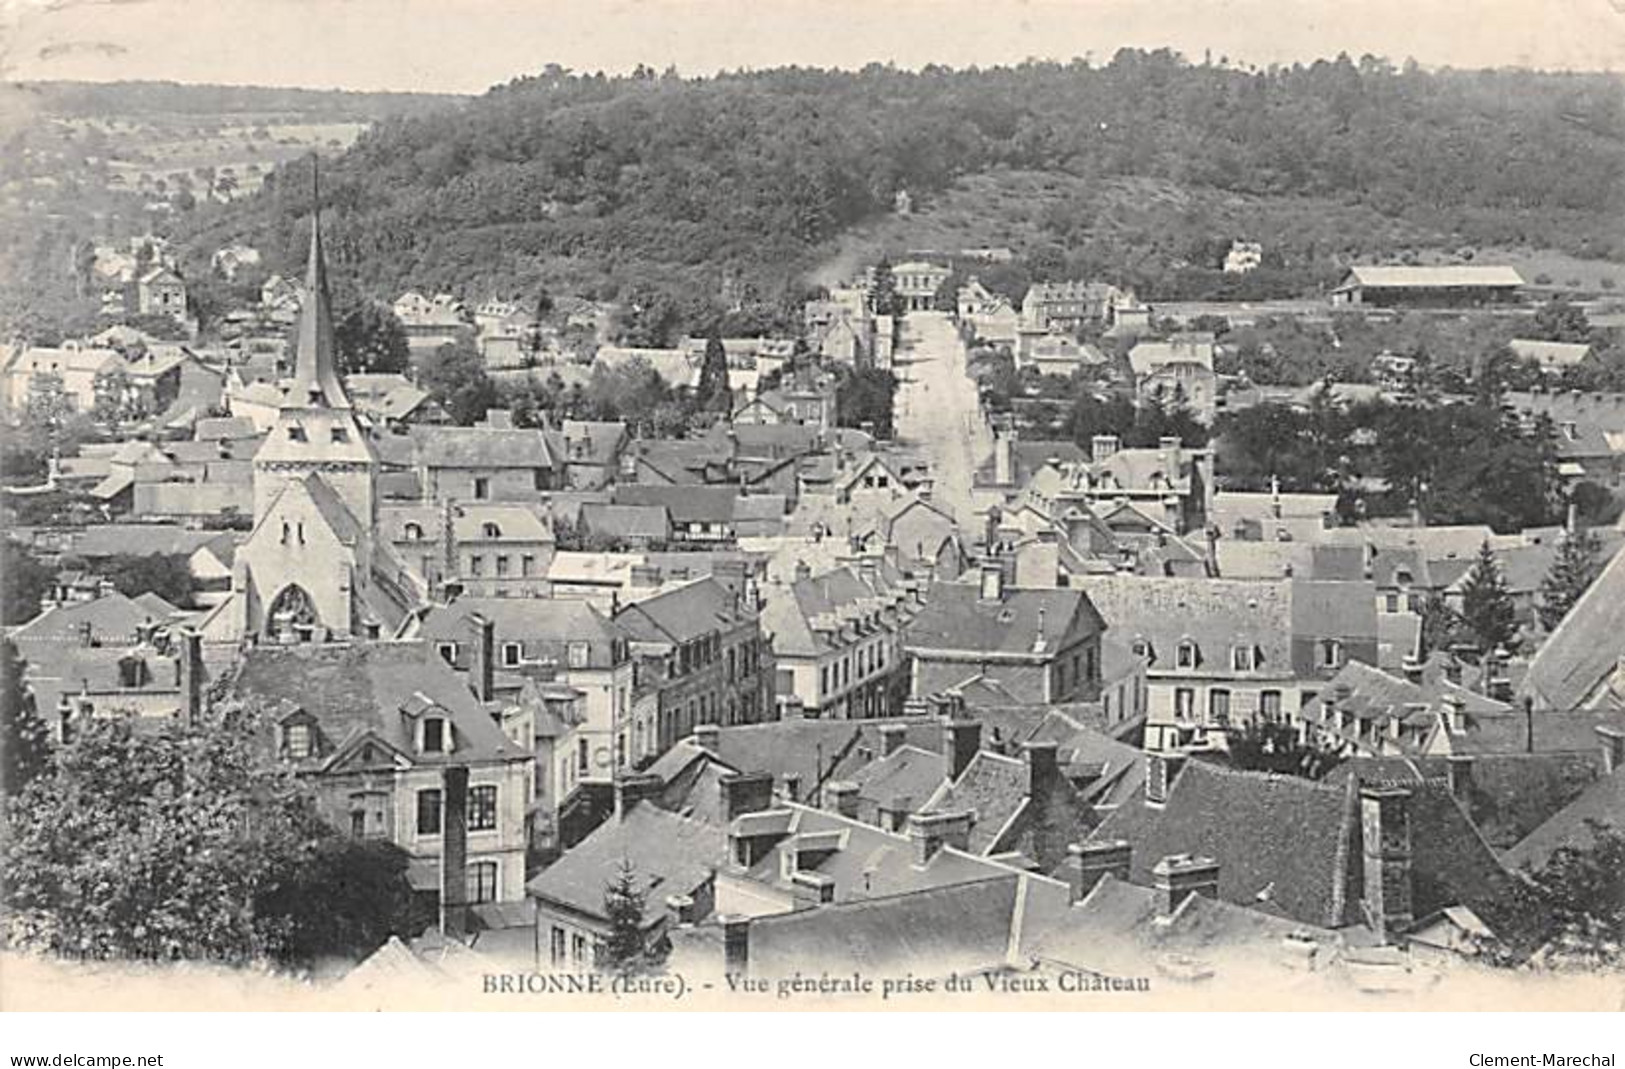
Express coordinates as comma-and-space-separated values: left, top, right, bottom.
287, 156, 350, 409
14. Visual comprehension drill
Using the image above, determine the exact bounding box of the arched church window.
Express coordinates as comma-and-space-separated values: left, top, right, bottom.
266, 585, 318, 643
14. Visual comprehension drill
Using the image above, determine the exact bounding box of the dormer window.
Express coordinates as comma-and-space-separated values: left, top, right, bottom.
1320, 639, 1344, 669
1176, 641, 1200, 670
422, 717, 446, 754
502, 642, 522, 667
287, 424, 306, 442
1231, 645, 1257, 672
1131, 639, 1154, 663
331, 426, 349, 443
482, 522, 502, 538
437, 641, 458, 665
404, 522, 424, 541
285, 722, 312, 759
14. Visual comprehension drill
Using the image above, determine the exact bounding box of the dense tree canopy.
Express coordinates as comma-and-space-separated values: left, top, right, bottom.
0, 700, 422, 966
172, 54, 1625, 342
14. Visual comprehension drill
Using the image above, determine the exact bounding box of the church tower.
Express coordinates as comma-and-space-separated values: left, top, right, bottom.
252, 185, 378, 528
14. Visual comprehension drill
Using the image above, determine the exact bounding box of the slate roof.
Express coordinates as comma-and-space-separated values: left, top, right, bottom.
9, 593, 160, 648
1324, 752, 1604, 851
1091, 762, 1530, 942
233, 640, 525, 769
737, 875, 1025, 976
614, 484, 739, 525
847, 744, 947, 816
414, 598, 623, 666
69, 524, 228, 560
1078, 574, 1296, 674
526, 803, 721, 925
614, 578, 754, 645
1521, 543, 1625, 712
579, 503, 671, 541
904, 582, 1103, 659
1502, 768, 1625, 872
408, 425, 554, 469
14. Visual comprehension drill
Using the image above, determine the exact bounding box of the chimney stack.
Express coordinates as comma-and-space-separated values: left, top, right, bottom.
177, 628, 204, 727
721, 915, 751, 978
1446, 754, 1474, 802
993, 428, 1016, 486
820, 780, 859, 819
943, 719, 981, 781
1144, 751, 1186, 806
467, 612, 495, 703
439, 764, 471, 941
1359, 786, 1415, 944
879, 722, 907, 758
1441, 694, 1467, 735
719, 771, 775, 822
1023, 739, 1059, 799
616, 772, 665, 814
1400, 654, 1423, 686
695, 723, 720, 754
1152, 854, 1219, 920
1065, 840, 1132, 902
1091, 434, 1119, 462
1598, 725, 1625, 776
665, 894, 697, 928
907, 811, 973, 866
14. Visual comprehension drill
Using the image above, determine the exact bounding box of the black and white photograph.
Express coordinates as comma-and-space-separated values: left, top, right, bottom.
0, 0, 1623, 1036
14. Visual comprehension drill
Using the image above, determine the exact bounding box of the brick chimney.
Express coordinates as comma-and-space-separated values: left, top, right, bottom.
720, 771, 775, 821
1064, 840, 1132, 902
176, 628, 204, 727
1023, 739, 1059, 800
1359, 786, 1415, 944
820, 780, 859, 818
722, 915, 751, 978
1446, 754, 1475, 802
616, 771, 665, 814
877, 794, 914, 833
1441, 694, 1467, 735
1144, 751, 1186, 806
943, 719, 981, 781
879, 722, 907, 758
908, 811, 972, 866
665, 893, 697, 927
439, 764, 471, 941
1400, 654, 1423, 686
1598, 725, 1625, 776
467, 612, 495, 703
1152, 853, 1219, 920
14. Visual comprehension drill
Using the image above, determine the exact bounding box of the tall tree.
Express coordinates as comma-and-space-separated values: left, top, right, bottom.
1537, 527, 1601, 632
600, 859, 661, 975
0, 640, 51, 796
1459, 540, 1518, 656
1516, 819, 1625, 971
696, 328, 732, 414
102, 552, 197, 609
334, 303, 410, 375
0, 699, 421, 965
419, 340, 499, 425
1, 541, 55, 625
870, 257, 899, 318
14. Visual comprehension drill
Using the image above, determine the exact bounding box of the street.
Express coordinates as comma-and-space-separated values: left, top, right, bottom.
891, 311, 992, 531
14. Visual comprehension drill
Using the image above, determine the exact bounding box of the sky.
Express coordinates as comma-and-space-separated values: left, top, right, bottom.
2, 0, 1625, 94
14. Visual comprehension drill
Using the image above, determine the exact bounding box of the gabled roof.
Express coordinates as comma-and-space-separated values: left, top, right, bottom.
1091, 762, 1529, 941
233, 640, 525, 768
1339, 265, 1525, 289
904, 582, 1103, 659
1502, 767, 1625, 873
408, 425, 553, 469
1522, 544, 1625, 712
8, 592, 162, 648
579, 502, 671, 540
614, 578, 754, 645
525, 803, 721, 924
415, 597, 622, 658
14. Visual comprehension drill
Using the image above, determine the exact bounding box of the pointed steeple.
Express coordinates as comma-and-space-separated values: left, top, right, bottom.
287, 157, 350, 409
